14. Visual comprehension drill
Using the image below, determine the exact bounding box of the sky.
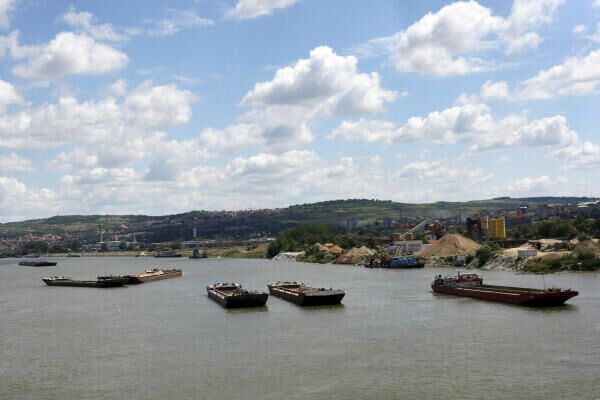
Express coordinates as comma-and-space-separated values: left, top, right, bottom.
0, 0, 600, 222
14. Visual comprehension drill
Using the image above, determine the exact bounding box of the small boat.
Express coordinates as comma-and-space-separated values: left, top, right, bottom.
125, 268, 182, 284
42, 275, 128, 288
267, 281, 345, 306
19, 261, 57, 267
207, 283, 268, 308
154, 250, 182, 258
431, 272, 578, 307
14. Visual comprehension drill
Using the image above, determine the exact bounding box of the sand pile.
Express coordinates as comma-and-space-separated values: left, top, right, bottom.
333, 246, 375, 264
572, 240, 600, 260
315, 242, 344, 255
419, 234, 481, 257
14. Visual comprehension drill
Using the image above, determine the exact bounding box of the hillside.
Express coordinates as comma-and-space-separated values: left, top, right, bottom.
0, 197, 595, 243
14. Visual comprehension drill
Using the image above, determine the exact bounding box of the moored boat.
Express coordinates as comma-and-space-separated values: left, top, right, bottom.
42, 275, 128, 288
267, 281, 345, 306
154, 250, 182, 258
125, 268, 182, 284
431, 272, 578, 307
19, 261, 57, 267
207, 282, 268, 308
388, 257, 424, 269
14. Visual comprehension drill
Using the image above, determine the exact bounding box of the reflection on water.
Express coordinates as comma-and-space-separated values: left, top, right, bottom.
225, 305, 269, 314
0, 257, 598, 400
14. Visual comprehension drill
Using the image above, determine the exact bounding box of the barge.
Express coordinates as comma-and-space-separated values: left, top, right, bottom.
388, 257, 424, 269
432, 272, 578, 307
19, 261, 57, 267
207, 282, 268, 308
154, 250, 182, 258
42, 276, 128, 288
125, 268, 182, 284
267, 281, 345, 306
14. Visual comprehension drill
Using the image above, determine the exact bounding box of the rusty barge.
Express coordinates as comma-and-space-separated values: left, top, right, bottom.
207, 282, 268, 308
432, 272, 578, 307
42, 276, 128, 288
19, 261, 57, 267
125, 268, 182, 284
267, 281, 345, 306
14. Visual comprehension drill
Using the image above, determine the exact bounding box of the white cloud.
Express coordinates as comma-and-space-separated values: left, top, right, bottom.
243, 46, 397, 117
505, 175, 566, 194
199, 123, 266, 150
11, 31, 128, 80
0, 78, 21, 111
549, 141, 600, 169
330, 119, 399, 143
354, 0, 563, 76
107, 79, 128, 97
0, 176, 58, 222
124, 81, 195, 129
331, 101, 579, 152
470, 115, 578, 151
396, 160, 493, 185
0, 0, 15, 30
0, 81, 194, 154
572, 24, 586, 35
225, 0, 298, 20
519, 49, 600, 99
146, 9, 213, 36
388, 1, 504, 75
0, 152, 33, 172
502, 0, 563, 54
480, 80, 511, 100
61, 8, 127, 41
586, 22, 600, 43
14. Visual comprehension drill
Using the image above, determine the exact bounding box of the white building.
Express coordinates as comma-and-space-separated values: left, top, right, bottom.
517, 249, 538, 258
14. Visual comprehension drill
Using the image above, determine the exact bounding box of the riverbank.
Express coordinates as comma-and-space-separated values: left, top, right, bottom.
39, 244, 270, 259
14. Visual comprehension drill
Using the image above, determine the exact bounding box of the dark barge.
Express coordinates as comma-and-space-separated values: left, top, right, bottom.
267, 281, 345, 306
42, 276, 128, 288
125, 268, 182, 284
432, 272, 578, 307
207, 283, 268, 308
154, 251, 182, 258
19, 261, 57, 267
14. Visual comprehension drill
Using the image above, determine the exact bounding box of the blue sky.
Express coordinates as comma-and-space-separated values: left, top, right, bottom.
1, 0, 600, 221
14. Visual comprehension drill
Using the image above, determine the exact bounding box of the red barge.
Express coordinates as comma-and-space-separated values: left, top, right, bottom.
432, 272, 578, 307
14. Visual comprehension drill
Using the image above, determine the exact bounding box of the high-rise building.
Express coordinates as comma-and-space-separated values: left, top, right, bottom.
489, 217, 506, 240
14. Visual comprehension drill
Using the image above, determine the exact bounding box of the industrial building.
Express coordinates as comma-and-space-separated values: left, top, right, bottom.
489, 217, 506, 240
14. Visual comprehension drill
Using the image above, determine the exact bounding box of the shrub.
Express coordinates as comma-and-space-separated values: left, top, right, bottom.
475, 243, 500, 267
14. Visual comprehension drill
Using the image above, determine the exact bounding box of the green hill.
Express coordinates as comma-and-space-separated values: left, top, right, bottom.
0, 197, 595, 243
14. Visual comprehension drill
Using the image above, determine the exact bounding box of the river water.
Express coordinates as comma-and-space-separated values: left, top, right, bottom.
1, 257, 599, 399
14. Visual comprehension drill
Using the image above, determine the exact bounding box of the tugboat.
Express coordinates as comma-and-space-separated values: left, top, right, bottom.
19, 260, 57, 267
267, 282, 345, 306
207, 282, 268, 308
431, 272, 578, 307
42, 275, 128, 288
124, 268, 182, 284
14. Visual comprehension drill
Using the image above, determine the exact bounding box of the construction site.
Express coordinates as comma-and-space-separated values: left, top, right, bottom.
269, 211, 600, 273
